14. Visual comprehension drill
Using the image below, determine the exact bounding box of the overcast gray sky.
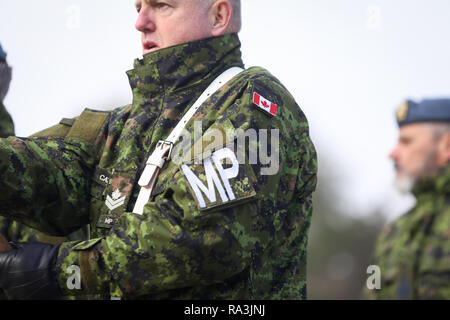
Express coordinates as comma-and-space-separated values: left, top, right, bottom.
1, 0, 449, 222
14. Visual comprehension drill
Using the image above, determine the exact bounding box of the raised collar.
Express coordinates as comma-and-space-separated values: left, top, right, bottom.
126, 33, 244, 104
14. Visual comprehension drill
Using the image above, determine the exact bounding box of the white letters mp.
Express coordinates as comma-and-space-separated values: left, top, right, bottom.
182, 148, 239, 209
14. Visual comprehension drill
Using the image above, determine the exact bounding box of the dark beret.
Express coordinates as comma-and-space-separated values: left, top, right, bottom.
396, 99, 450, 127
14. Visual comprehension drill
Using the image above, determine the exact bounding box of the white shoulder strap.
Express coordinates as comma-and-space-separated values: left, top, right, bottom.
166, 66, 244, 144
132, 66, 245, 215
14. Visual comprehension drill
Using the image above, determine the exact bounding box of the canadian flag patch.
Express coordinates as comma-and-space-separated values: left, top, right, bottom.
253, 92, 278, 117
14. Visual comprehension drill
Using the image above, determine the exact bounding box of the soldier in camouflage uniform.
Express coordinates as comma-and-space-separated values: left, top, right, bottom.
0, 43, 90, 300
0, 43, 14, 139
0, 42, 39, 300
0, 0, 317, 300
0, 44, 42, 247
0, 43, 88, 246
367, 99, 450, 299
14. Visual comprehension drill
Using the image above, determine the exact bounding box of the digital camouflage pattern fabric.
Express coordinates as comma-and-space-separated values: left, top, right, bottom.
0, 45, 91, 300
367, 165, 450, 299
0, 53, 35, 300
0, 34, 317, 299
0, 116, 89, 300
0, 112, 88, 250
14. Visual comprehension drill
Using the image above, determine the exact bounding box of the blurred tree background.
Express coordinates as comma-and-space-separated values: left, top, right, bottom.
307, 148, 387, 300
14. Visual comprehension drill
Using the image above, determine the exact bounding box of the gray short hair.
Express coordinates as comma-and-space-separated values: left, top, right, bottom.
228, 0, 242, 33
426, 122, 450, 141
202, 0, 242, 33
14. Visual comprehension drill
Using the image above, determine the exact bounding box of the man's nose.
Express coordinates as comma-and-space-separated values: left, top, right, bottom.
135, 8, 156, 33
389, 147, 399, 161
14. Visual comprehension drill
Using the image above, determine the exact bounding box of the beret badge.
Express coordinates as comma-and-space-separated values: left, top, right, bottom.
396, 101, 409, 122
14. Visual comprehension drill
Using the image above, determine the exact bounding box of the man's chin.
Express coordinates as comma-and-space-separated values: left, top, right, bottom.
394, 176, 416, 194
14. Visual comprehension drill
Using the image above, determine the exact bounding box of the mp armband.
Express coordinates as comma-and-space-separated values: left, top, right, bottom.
181, 147, 257, 212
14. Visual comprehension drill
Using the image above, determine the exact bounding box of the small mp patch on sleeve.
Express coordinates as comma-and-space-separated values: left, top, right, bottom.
181, 147, 257, 211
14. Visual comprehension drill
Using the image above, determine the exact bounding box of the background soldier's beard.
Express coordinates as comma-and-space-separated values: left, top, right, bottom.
394, 146, 439, 193
394, 169, 416, 194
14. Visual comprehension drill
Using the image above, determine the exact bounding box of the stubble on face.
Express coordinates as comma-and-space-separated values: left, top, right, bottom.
393, 150, 437, 193
393, 128, 440, 193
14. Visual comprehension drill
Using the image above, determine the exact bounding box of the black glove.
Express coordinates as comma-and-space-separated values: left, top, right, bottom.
0, 242, 62, 300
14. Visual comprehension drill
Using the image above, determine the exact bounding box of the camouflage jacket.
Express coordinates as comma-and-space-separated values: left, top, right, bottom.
0, 104, 86, 248
368, 165, 450, 299
0, 34, 317, 299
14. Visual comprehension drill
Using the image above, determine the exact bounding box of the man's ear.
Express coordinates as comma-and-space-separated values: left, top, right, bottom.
210, 0, 233, 36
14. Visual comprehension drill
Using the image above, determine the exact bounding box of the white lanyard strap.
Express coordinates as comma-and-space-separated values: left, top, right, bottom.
132, 67, 244, 215
165, 67, 244, 144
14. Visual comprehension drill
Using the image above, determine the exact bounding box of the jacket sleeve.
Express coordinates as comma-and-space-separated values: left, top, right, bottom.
0, 110, 108, 236
56, 75, 317, 298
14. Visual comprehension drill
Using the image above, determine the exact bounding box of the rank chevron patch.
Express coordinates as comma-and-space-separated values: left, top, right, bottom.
105, 189, 126, 211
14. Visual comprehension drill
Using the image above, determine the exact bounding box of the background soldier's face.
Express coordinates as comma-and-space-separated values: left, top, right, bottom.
135, 0, 214, 55
389, 123, 445, 191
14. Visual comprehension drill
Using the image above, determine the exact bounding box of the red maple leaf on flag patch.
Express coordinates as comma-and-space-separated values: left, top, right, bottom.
252, 92, 278, 117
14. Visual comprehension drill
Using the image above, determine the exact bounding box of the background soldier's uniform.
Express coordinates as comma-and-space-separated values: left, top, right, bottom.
0, 43, 17, 300
367, 99, 450, 299
0, 34, 317, 299
367, 166, 450, 299
0, 43, 14, 138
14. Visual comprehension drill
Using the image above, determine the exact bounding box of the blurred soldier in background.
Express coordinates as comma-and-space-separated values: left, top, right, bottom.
0, 43, 14, 138
367, 99, 450, 299
0, 43, 12, 299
